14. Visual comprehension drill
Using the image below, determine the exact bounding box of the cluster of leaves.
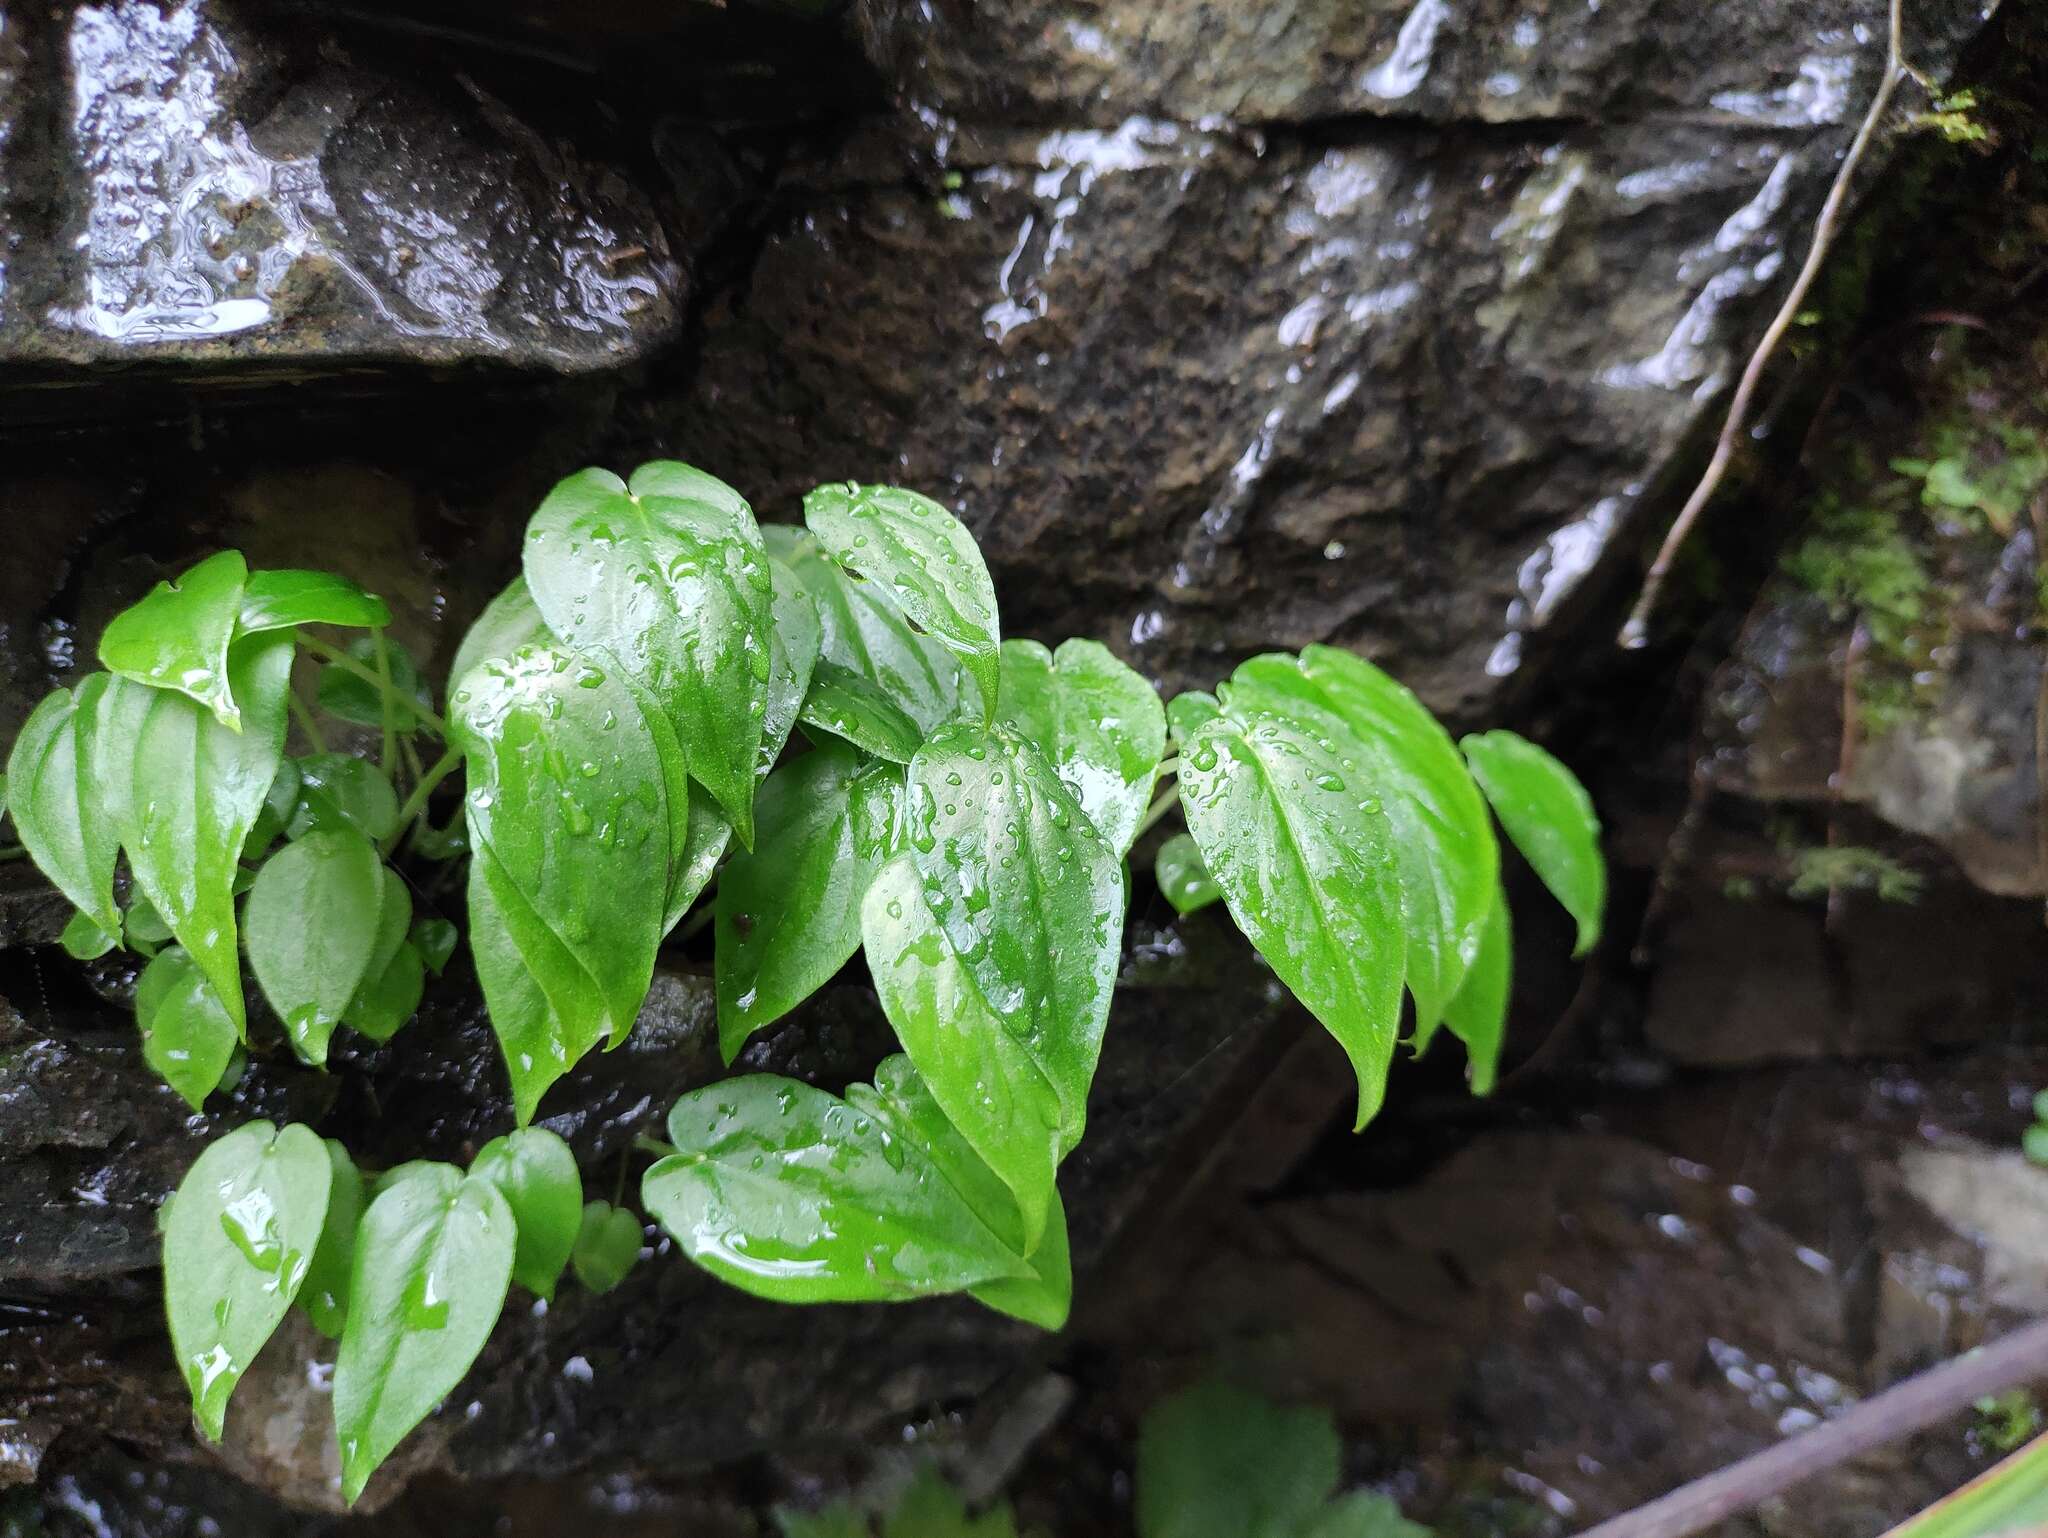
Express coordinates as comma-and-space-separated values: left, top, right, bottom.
1, 460, 1605, 1499
776, 1380, 1425, 1538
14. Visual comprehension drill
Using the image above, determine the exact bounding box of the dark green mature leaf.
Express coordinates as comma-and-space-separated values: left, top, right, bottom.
769, 526, 974, 735
316, 637, 432, 732
1438, 888, 1510, 1095
874, 723, 1123, 1245
996, 639, 1167, 855
238, 570, 391, 634
470, 1128, 582, 1301
523, 466, 773, 846
135, 946, 240, 1109
345, 869, 420, 1042
1155, 832, 1222, 917
99, 550, 249, 730
163, 1121, 331, 1441
1135, 1380, 1347, 1538
6, 676, 120, 931
244, 759, 302, 858
287, 753, 400, 842
1232, 648, 1497, 1031
246, 829, 387, 1066
412, 916, 458, 976
125, 631, 295, 1032
301, 1139, 366, 1339
454, 646, 669, 1116
644, 1076, 1035, 1305
61, 908, 117, 960
803, 483, 1000, 725
569, 1200, 642, 1294
716, 745, 903, 1063
335, 1164, 515, 1504
124, 894, 173, 950
1178, 699, 1404, 1130
799, 661, 925, 763
1460, 730, 1605, 957
848, 1056, 1070, 1329
762, 557, 823, 778
450, 576, 551, 693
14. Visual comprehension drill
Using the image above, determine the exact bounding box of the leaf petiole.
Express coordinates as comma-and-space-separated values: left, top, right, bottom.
632, 1134, 678, 1159
0, 845, 25, 862
384, 747, 462, 858
288, 687, 329, 753
1133, 779, 1182, 842
296, 633, 448, 737
372, 628, 398, 780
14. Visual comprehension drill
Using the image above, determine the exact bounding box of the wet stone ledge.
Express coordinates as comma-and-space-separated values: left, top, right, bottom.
0, 0, 684, 381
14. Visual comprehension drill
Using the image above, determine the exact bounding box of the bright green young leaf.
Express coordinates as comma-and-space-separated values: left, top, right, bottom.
1233, 648, 1497, 1031
287, 753, 400, 843
5, 676, 120, 932
1460, 730, 1605, 957
769, 526, 975, 735
87, 672, 154, 846
467, 859, 597, 1125
315, 636, 433, 732
995, 639, 1166, 855
244, 758, 302, 858
135, 946, 240, 1109
345, 869, 420, 1042
849, 1055, 1071, 1329
98, 550, 249, 730
761, 557, 823, 778
453, 645, 669, 1090
245, 829, 387, 1066
1166, 691, 1221, 746
60, 908, 117, 960
300, 1139, 366, 1339
124, 630, 294, 1032
803, 483, 1000, 725
450, 576, 551, 693
1135, 1380, 1344, 1538
798, 661, 926, 763
644, 1075, 1036, 1305
716, 745, 904, 1063
626, 458, 755, 517
470, 1127, 582, 1301
522, 466, 773, 846
1438, 888, 1510, 1095
1887, 1433, 2048, 1538
569, 1200, 642, 1294
411, 916, 458, 976
163, 1120, 332, 1441
238, 570, 391, 634
1178, 701, 1404, 1130
334, 1163, 515, 1504
1154, 832, 1222, 917
865, 723, 1124, 1247
124, 893, 173, 950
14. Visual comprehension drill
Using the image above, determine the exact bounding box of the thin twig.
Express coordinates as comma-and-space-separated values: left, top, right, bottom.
1576, 1315, 2048, 1538
1620, 0, 1912, 648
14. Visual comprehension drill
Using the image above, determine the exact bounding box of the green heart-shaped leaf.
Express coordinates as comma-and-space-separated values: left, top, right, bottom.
797, 660, 925, 764
99, 550, 249, 730
450, 576, 552, 693
5, 674, 120, 932
334, 1164, 514, 1504
238, 570, 391, 634
802, 483, 1000, 725
163, 1121, 332, 1441
300, 1138, 366, 1339
1460, 730, 1605, 957
469, 1127, 582, 1301
286, 753, 400, 843
1439, 888, 1511, 1095
995, 638, 1166, 855
245, 828, 388, 1066
569, 1200, 642, 1294
1154, 832, 1221, 917
135, 946, 240, 1109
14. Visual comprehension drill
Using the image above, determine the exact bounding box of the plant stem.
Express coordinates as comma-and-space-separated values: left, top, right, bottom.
1578, 1315, 2048, 1538
296, 632, 448, 736
1619, 0, 1911, 648
385, 747, 462, 857
0, 846, 25, 863
632, 1135, 678, 1159
676, 901, 716, 942
373, 628, 397, 780
288, 688, 328, 754
1134, 780, 1182, 841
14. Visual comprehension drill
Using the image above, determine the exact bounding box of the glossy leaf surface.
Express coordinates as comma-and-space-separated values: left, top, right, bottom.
135, 946, 240, 1109
238, 570, 390, 634
644, 1076, 1035, 1305
99, 550, 248, 729
163, 1121, 331, 1441
124, 631, 295, 1031
301, 1139, 366, 1339
1461, 730, 1605, 956
1178, 696, 1404, 1129
1439, 887, 1510, 1095
769, 526, 973, 735
470, 1127, 582, 1301
1154, 832, 1222, 916
346, 869, 420, 1042
803, 483, 999, 724
246, 828, 387, 1065
1166, 691, 1221, 746
449, 576, 551, 692
60, 908, 117, 960
335, 1164, 515, 1503
5, 676, 119, 931
995, 639, 1166, 855
569, 1200, 642, 1295
715, 744, 902, 1062
412, 916, 458, 976
287, 752, 400, 842
798, 660, 925, 764
523, 467, 772, 845
454, 646, 668, 1113
760, 557, 823, 778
